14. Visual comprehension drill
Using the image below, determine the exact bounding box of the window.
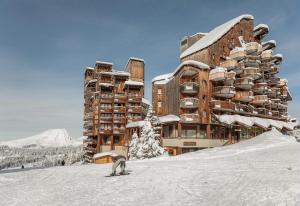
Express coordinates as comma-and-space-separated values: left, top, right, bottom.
103, 136, 111, 144
182, 126, 197, 138
157, 89, 162, 95
113, 136, 121, 144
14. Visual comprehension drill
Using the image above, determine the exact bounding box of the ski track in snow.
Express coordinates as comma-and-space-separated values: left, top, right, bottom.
1, 130, 300, 206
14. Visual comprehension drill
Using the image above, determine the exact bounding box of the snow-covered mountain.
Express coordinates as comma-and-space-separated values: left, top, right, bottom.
0, 129, 82, 148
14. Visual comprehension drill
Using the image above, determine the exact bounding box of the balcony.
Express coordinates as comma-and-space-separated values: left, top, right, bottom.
180, 98, 199, 109
234, 91, 254, 103
128, 116, 143, 122
213, 86, 236, 98
210, 100, 235, 110
268, 88, 281, 98
99, 93, 113, 103
240, 67, 261, 80
262, 40, 276, 51
245, 42, 262, 55
268, 77, 280, 86
99, 116, 113, 123
113, 106, 126, 113
235, 78, 254, 90
128, 106, 142, 113
252, 83, 269, 94
83, 112, 93, 120
261, 50, 273, 60
180, 113, 200, 123
113, 127, 126, 134
209, 67, 226, 82
256, 107, 269, 116
220, 59, 237, 70
113, 117, 126, 124
114, 94, 127, 103
251, 95, 269, 106
271, 110, 280, 117
83, 138, 97, 145
83, 130, 93, 136
254, 24, 269, 40
83, 121, 93, 128
229, 48, 246, 61
99, 127, 113, 135
99, 107, 113, 113
180, 82, 199, 94
128, 93, 142, 102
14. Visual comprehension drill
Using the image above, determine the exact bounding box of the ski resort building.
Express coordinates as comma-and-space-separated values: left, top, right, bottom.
83, 58, 149, 162
152, 14, 295, 155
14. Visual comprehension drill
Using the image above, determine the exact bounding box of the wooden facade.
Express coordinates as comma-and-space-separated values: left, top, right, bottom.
153, 14, 293, 155
83, 58, 148, 163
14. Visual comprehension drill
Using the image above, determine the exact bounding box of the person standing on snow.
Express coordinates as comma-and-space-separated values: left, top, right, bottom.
110, 154, 126, 176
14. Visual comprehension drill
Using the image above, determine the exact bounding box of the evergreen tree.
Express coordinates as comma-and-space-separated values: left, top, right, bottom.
128, 105, 164, 160
128, 132, 140, 160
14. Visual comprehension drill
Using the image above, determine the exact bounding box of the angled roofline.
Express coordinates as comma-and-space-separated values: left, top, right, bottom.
180, 14, 254, 59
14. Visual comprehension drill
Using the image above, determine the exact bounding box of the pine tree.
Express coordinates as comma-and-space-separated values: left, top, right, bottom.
130, 105, 164, 159
128, 132, 140, 160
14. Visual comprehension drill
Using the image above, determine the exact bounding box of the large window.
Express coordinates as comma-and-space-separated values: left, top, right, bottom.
182, 126, 197, 138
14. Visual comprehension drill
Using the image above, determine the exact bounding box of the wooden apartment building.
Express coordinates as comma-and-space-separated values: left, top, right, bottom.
152, 14, 295, 155
83, 58, 148, 162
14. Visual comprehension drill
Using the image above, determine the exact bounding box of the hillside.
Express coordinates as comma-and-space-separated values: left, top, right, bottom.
0, 129, 299, 206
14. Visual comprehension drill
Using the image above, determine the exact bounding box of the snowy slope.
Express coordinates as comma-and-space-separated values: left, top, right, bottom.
0, 129, 82, 148
0, 129, 299, 206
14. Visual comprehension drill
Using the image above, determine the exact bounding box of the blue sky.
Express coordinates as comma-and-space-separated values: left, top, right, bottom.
0, 0, 299, 140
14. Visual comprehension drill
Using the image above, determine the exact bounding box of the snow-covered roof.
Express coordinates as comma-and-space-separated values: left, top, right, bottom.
99, 83, 113, 87
262, 40, 276, 46
126, 121, 145, 128
254, 24, 269, 31
274, 53, 283, 59
152, 60, 210, 84
158, 115, 181, 123
180, 14, 254, 59
190, 32, 208, 38
125, 80, 144, 86
142, 98, 152, 106
85, 67, 94, 71
152, 73, 173, 82
216, 115, 296, 130
129, 57, 144, 62
95, 61, 113, 66
113, 70, 130, 76
93, 152, 120, 159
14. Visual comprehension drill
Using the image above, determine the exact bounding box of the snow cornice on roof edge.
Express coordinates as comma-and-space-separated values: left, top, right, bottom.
152, 60, 210, 83
180, 14, 254, 59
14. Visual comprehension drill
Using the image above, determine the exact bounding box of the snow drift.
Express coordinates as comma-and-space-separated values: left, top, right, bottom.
0, 129, 82, 148
0, 129, 299, 206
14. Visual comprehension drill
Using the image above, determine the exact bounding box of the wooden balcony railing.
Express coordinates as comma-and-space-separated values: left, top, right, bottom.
210, 100, 235, 110
180, 82, 199, 94
180, 113, 199, 123
113, 127, 126, 134
251, 95, 269, 105
99, 127, 113, 135
128, 106, 142, 113
99, 107, 113, 113
240, 67, 261, 80
180, 98, 199, 108
83, 112, 93, 120
220, 59, 237, 70
213, 86, 236, 98
113, 117, 126, 124
114, 106, 126, 113
253, 83, 268, 94
234, 91, 254, 103
235, 77, 254, 90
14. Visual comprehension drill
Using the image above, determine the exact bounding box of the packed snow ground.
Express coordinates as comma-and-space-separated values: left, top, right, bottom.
1, 129, 300, 206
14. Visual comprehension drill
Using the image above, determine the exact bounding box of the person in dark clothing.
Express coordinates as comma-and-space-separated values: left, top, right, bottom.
110, 154, 126, 176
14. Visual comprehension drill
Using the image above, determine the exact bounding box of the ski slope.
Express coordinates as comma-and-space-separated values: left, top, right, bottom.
0, 129, 82, 148
1, 129, 299, 206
